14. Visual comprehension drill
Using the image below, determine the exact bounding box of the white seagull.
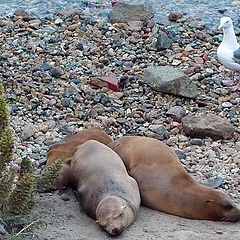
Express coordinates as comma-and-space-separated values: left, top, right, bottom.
217, 16, 240, 90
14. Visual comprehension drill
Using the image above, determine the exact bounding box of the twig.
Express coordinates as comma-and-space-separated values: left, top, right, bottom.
15, 219, 40, 237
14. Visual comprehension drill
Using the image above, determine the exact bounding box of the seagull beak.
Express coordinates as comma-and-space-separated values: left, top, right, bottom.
218, 25, 223, 30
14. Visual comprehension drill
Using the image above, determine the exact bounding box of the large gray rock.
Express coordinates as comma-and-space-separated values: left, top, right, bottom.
182, 113, 235, 140
57, 7, 81, 19
142, 66, 199, 99
109, 1, 154, 24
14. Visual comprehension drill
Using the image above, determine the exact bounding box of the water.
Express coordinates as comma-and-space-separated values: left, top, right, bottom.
0, 0, 240, 28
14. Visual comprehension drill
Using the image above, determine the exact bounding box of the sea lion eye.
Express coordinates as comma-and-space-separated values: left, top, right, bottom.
205, 199, 214, 203
224, 204, 233, 210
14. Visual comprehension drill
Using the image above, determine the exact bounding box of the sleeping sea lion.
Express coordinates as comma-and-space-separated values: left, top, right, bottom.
108, 136, 240, 222
70, 140, 140, 236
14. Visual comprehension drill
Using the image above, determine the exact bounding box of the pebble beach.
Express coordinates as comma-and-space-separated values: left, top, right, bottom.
0, 0, 240, 206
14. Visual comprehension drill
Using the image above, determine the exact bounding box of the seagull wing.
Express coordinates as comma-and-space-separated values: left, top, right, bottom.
233, 47, 240, 64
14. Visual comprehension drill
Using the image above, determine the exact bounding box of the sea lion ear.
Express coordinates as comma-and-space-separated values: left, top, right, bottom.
205, 199, 214, 203
65, 158, 72, 165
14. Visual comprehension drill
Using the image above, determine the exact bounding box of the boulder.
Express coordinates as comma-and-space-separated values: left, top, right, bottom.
142, 66, 199, 99
182, 113, 235, 140
109, 1, 154, 24
57, 7, 81, 19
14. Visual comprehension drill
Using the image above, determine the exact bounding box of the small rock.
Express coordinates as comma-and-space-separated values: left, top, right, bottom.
14, 8, 28, 17
155, 31, 173, 50
172, 60, 181, 66
166, 106, 186, 122
55, 18, 63, 25
68, 23, 79, 31
29, 19, 41, 29
200, 177, 223, 189
39, 63, 52, 71
190, 138, 203, 146
235, 142, 240, 151
22, 124, 36, 140
50, 67, 63, 78
149, 125, 167, 137
174, 149, 186, 160
222, 102, 233, 108
116, 118, 126, 125
37, 27, 57, 34
194, 56, 204, 64
168, 12, 183, 22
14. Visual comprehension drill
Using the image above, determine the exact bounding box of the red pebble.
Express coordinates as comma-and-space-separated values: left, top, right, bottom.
112, 1, 117, 7
27, 45, 32, 50
196, 100, 209, 106
97, 76, 120, 92
202, 54, 210, 61
187, 72, 194, 77
142, 34, 149, 39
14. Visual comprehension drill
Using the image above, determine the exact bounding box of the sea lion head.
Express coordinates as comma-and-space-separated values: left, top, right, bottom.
199, 188, 240, 222
96, 196, 134, 236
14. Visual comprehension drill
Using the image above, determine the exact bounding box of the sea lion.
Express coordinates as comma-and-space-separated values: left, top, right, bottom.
47, 127, 112, 165
46, 127, 112, 190
108, 136, 240, 222
70, 140, 140, 236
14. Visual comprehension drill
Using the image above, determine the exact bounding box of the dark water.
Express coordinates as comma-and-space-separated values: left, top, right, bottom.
0, 0, 240, 28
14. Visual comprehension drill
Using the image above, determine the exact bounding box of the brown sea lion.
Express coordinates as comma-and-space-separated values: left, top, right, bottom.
47, 127, 112, 165
69, 140, 140, 236
108, 136, 240, 222
46, 127, 112, 190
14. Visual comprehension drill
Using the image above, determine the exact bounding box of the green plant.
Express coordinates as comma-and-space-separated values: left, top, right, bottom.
0, 170, 14, 207
5, 173, 35, 216
19, 157, 33, 177
36, 160, 63, 193
0, 83, 14, 171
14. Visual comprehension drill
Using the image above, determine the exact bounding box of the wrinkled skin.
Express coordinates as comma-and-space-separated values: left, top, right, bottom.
108, 136, 240, 222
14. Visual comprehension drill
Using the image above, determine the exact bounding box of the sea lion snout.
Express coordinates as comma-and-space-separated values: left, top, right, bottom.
110, 226, 125, 236
201, 190, 240, 222
220, 204, 240, 222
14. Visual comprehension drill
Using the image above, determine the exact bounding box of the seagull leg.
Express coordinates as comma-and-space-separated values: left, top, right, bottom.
229, 71, 240, 91
231, 70, 235, 82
